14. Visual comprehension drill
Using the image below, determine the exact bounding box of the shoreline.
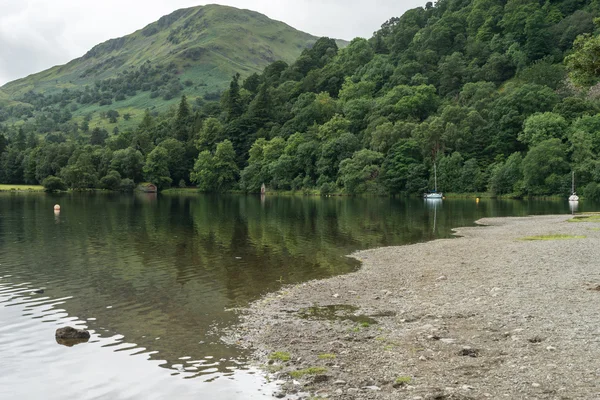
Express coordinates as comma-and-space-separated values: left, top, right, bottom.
162, 188, 569, 200
233, 214, 600, 399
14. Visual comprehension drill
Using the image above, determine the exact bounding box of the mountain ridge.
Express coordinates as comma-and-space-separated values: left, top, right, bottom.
0, 4, 347, 118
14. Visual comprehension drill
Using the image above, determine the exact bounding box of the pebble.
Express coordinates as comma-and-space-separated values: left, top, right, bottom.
347, 388, 360, 395
333, 380, 346, 385
440, 338, 456, 344
546, 346, 556, 351
532, 383, 541, 388
334, 389, 343, 395
332, 293, 340, 298
312, 374, 329, 383
362, 386, 381, 391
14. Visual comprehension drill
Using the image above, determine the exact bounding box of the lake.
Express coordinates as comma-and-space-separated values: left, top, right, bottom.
0, 193, 593, 399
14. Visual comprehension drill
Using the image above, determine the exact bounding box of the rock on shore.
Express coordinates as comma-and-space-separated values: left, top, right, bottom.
55, 326, 90, 339
55, 326, 91, 347
234, 215, 600, 399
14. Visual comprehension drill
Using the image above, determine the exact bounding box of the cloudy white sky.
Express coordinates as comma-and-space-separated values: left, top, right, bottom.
0, 0, 426, 86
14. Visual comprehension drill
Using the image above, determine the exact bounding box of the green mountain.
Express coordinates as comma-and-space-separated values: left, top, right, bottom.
0, 4, 344, 126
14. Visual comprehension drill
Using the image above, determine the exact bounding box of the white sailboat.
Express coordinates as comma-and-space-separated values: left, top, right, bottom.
569, 171, 579, 202
424, 164, 443, 199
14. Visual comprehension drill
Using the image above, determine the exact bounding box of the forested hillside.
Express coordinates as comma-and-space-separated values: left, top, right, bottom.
3, 0, 600, 198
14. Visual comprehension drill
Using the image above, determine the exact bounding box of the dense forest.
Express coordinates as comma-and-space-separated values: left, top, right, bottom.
4, 0, 600, 198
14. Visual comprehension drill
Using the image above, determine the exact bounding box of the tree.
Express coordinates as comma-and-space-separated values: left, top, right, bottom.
191, 140, 239, 192
522, 139, 569, 195
60, 152, 98, 189
489, 153, 524, 195
317, 133, 360, 181
458, 159, 483, 193
438, 52, 467, 97
382, 139, 422, 194
566, 30, 600, 86
110, 148, 144, 181
0, 146, 24, 183
174, 95, 192, 142
100, 170, 122, 190
143, 147, 172, 190
196, 117, 224, 152
225, 73, 243, 121
14, 127, 26, 151
157, 138, 188, 185
243, 73, 261, 94
106, 110, 120, 123
437, 152, 464, 193
0, 134, 7, 155
90, 127, 108, 146
338, 149, 385, 194
42, 176, 68, 192
519, 112, 568, 146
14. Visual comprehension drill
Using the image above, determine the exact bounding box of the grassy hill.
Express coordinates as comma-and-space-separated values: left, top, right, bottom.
0, 4, 345, 127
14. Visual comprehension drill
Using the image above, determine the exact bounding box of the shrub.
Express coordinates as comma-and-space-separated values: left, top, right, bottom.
42, 176, 67, 192
320, 182, 336, 196
119, 178, 135, 192
584, 182, 600, 202
100, 171, 122, 191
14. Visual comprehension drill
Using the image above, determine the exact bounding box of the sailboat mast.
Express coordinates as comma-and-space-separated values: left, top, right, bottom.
434, 164, 438, 192
572, 171, 575, 193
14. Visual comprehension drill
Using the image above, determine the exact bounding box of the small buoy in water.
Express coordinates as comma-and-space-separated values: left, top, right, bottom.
54, 204, 61, 211
476, 198, 480, 204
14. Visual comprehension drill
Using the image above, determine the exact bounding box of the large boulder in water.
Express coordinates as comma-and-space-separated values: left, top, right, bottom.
55, 326, 90, 340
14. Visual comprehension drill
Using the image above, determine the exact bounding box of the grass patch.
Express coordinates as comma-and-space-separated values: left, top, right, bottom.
0, 184, 44, 192
298, 305, 377, 325
317, 353, 336, 360
289, 366, 327, 378
269, 351, 291, 362
394, 376, 412, 386
521, 234, 586, 241
569, 215, 600, 223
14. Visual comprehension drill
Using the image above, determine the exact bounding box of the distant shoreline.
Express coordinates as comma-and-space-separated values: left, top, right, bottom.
0, 186, 575, 201
162, 187, 569, 200
234, 214, 600, 399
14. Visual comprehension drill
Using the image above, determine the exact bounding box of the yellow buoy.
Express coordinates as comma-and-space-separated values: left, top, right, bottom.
476, 198, 480, 204
54, 204, 61, 211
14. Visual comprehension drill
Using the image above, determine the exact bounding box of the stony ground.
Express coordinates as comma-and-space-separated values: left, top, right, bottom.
232, 215, 600, 400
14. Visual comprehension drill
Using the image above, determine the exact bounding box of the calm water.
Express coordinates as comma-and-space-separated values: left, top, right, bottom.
0, 193, 595, 399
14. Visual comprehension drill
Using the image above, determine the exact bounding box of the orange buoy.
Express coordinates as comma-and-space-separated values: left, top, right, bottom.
54, 204, 61, 211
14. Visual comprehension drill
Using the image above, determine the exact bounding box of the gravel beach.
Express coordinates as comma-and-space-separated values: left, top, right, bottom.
233, 215, 600, 399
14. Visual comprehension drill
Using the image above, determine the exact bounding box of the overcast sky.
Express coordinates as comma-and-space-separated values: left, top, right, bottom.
0, 0, 426, 86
